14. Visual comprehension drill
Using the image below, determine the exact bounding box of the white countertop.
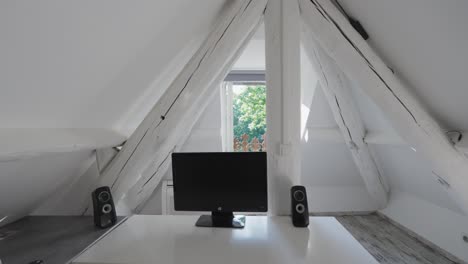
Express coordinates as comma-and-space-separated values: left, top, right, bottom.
73, 215, 378, 264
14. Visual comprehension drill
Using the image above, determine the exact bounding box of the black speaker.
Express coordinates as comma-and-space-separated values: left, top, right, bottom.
291, 185, 309, 227
92, 186, 117, 228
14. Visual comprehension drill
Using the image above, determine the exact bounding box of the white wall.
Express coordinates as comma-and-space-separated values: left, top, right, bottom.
348, 76, 468, 260
0, 151, 94, 217
232, 39, 265, 71
0, 0, 228, 217
181, 89, 223, 153
232, 24, 265, 71
32, 153, 101, 216
373, 145, 462, 213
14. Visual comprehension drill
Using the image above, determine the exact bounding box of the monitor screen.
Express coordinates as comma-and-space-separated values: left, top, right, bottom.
172, 152, 267, 213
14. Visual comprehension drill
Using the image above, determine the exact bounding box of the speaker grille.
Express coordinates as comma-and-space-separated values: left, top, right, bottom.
293, 190, 305, 201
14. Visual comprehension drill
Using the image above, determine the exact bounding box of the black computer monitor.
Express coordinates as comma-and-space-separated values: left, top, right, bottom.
172, 152, 267, 228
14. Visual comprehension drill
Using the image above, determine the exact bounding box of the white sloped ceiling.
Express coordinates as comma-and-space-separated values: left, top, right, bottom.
0, 0, 228, 217
0, 0, 227, 130
339, 0, 468, 131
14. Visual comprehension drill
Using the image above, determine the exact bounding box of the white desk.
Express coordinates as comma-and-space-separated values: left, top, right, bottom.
73, 215, 378, 264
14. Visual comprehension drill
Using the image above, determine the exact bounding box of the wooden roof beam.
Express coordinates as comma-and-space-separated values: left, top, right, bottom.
299, 0, 468, 214
265, 0, 302, 215
82, 0, 267, 215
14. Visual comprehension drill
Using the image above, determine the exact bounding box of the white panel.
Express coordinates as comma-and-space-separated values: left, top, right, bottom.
301, 140, 366, 186
306, 87, 338, 128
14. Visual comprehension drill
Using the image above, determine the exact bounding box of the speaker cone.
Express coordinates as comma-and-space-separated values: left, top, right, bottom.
98, 191, 111, 203
293, 190, 305, 201
102, 204, 113, 214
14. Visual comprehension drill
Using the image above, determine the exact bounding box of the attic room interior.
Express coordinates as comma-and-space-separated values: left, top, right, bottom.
1, 0, 468, 263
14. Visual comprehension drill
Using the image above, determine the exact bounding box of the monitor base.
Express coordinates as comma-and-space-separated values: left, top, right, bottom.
195, 212, 245, 228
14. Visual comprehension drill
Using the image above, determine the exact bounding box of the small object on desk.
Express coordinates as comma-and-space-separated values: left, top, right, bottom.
29, 260, 44, 264
291, 185, 309, 227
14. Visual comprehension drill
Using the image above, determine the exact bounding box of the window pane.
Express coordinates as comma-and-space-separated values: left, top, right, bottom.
232, 84, 266, 152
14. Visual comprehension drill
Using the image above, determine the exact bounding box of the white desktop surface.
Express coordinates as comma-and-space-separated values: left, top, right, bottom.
73, 215, 378, 264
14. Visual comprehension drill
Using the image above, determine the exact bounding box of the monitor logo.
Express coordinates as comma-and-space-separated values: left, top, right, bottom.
217, 207, 222, 211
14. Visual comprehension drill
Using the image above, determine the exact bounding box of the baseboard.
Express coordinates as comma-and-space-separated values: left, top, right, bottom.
310, 211, 375, 217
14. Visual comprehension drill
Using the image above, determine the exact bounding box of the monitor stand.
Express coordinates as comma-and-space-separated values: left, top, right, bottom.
195, 211, 245, 228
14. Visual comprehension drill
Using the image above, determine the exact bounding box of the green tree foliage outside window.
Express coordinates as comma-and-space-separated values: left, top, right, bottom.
233, 85, 266, 141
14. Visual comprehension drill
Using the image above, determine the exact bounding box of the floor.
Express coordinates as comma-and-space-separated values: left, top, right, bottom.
337, 214, 462, 264
0, 214, 462, 264
0, 216, 125, 264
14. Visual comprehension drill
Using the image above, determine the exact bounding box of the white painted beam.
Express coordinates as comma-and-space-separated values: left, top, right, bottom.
265, 0, 302, 215
125, 8, 264, 214
126, 83, 222, 213
302, 37, 388, 208
299, 0, 468, 214
85, 0, 267, 215
0, 128, 125, 161
450, 132, 468, 155
365, 131, 405, 146
305, 127, 407, 147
